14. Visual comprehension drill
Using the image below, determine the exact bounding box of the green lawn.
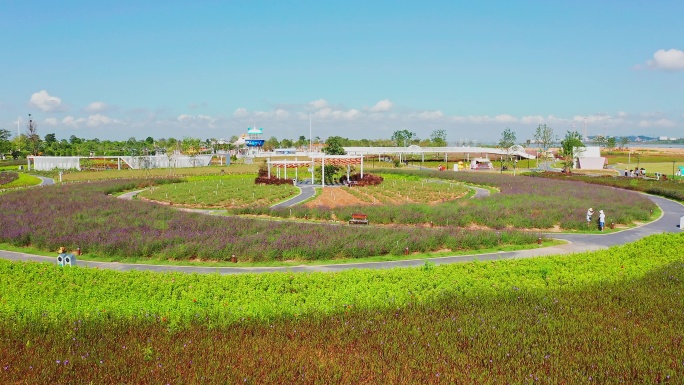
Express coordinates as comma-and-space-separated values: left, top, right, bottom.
0, 173, 42, 189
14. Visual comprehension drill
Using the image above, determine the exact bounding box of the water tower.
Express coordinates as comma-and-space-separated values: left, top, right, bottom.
245, 127, 265, 148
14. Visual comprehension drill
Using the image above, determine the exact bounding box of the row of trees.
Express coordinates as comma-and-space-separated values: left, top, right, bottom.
0, 127, 451, 159
499, 124, 632, 172
0, 131, 220, 159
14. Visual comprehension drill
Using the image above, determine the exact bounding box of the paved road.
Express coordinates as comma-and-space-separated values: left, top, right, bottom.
2, 183, 682, 274
35, 175, 54, 186
270, 182, 316, 208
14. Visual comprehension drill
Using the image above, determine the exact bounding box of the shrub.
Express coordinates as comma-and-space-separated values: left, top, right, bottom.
255, 176, 295, 185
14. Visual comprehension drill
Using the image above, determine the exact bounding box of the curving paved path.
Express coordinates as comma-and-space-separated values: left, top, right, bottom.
35, 175, 55, 186
1, 183, 682, 274
270, 182, 317, 208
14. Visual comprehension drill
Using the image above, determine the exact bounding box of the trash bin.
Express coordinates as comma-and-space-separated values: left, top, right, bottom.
681, 216, 684, 231
64, 254, 76, 267
57, 254, 66, 267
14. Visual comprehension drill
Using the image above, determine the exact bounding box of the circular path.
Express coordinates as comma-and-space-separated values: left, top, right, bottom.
1, 180, 682, 274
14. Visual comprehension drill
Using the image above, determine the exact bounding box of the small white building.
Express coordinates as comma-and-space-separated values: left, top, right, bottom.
575, 146, 607, 170
470, 158, 494, 170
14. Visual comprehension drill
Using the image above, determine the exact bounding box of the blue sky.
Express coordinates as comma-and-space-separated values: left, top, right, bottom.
1, 0, 683, 143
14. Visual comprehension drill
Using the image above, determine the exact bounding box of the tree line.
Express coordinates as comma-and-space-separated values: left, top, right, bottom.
0, 127, 452, 159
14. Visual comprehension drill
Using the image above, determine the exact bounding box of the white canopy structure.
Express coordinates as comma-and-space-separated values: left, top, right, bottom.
27, 155, 213, 171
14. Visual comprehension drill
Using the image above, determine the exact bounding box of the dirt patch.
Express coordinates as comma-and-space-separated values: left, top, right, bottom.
304, 186, 466, 208
631, 147, 684, 155
304, 188, 371, 208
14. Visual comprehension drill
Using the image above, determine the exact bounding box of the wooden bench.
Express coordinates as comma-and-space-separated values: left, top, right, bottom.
349, 213, 369, 225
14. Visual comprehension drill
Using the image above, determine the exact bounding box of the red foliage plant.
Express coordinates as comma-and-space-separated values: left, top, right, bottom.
254, 176, 295, 186
345, 173, 384, 187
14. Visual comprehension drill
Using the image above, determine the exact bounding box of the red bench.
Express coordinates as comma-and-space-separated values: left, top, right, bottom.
349, 213, 369, 225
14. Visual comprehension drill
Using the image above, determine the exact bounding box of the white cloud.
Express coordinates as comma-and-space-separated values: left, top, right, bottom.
310, 99, 328, 109
344, 109, 360, 120
466, 115, 495, 123
316, 107, 332, 119
84, 102, 108, 112
232, 108, 248, 118
44, 117, 58, 126
646, 49, 684, 70
177, 114, 217, 128
411, 110, 444, 120
496, 114, 518, 123
640, 111, 665, 119
369, 99, 393, 112
275, 109, 289, 119
29, 90, 64, 112
330, 108, 362, 120
638, 118, 675, 128
59, 114, 118, 128
87, 114, 117, 127
62, 116, 86, 127
571, 114, 610, 124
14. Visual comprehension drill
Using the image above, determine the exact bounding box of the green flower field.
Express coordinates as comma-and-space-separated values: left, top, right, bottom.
0, 232, 683, 383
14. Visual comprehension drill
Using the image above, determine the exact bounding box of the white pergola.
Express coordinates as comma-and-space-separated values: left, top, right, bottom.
267, 159, 312, 181
268, 154, 365, 186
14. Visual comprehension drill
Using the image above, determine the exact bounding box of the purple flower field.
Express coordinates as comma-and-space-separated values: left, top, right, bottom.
0, 179, 537, 261
0, 172, 19, 186
239, 169, 656, 229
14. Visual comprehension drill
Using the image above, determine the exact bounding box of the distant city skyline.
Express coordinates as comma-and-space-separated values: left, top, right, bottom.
2, 1, 683, 143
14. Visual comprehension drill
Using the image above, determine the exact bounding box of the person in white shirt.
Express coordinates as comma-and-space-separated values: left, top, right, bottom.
598, 210, 606, 231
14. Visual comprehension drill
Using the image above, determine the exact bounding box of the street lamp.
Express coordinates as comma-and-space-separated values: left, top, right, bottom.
309, 113, 312, 155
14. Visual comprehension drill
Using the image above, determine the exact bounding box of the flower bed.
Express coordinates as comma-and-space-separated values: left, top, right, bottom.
237, 169, 656, 230
0, 171, 19, 186
1, 233, 682, 383
0, 179, 538, 261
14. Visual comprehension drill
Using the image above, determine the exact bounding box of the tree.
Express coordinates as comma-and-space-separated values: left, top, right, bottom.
44, 133, 57, 145
498, 127, 517, 168
281, 138, 294, 148
606, 137, 617, 150
430, 129, 447, 147
619, 136, 629, 149
593, 135, 606, 148
181, 137, 202, 155
0, 129, 12, 156
319, 136, 348, 184
533, 124, 555, 154
391, 130, 416, 147
323, 136, 347, 155
26, 114, 41, 156
498, 127, 517, 150
11, 134, 28, 157
264, 136, 279, 151
558, 131, 585, 173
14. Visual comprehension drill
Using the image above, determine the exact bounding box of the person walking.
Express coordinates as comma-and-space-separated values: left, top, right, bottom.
598, 210, 606, 231
586, 208, 594, 228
